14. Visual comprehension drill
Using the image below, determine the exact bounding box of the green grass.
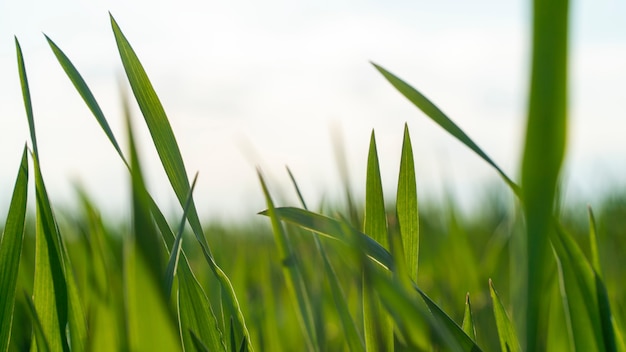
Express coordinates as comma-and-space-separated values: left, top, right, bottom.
1, 3, 625, 351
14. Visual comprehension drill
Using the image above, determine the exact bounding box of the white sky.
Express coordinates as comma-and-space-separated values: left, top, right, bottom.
1, 1, 625, 221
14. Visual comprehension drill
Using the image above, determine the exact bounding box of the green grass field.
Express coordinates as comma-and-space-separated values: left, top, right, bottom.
2, 1, 625, 351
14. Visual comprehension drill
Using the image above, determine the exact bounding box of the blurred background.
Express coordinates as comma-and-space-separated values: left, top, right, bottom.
1, 0, 625, 221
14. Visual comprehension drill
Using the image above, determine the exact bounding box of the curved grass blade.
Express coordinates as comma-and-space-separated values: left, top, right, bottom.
110, 15, 251, 348
0, 147, 28, 352
45, 35, 126, 162
552, 225, 616, 352
489, 279, 521, 352
371, 63, 520, 196
287, 167, 365, 352
587, 206, 602, 279
462, 293, 476, 342
258, 171, 318, 351
190, 330, 210, 352
17, 38, 86, 352
396, 123, 419, 282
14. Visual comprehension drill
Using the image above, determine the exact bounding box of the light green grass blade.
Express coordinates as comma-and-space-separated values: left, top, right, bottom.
258, 171, 318, 351
462, 293, 476, 342
17, 38, 86, 352
45, 36, 126, 163
165, 173, 199, 297
372, 63, 520, 196
0, 147, 28, 352
287, 167, 365, 352
110, 17, 251, 348
396, 123, 419, 282
362, 131, 393, 352
522, 1, 569, 349
490, 279, 522, 352
552, 225, 616, 352
24, 292, 51, 352
15, 38, 38, 157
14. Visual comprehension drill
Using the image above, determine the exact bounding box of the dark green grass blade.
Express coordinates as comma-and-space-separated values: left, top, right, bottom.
287, 167, 365, 352
362, 131, 393, 352
522, 1, 569, 350
587, 206, 602, 279
15, 38, 38, 157
490, 279, 522, 352
0, 147, 28, 352
190, 330, 210, 352
24, 292, 51, 352
110, 17, 251, 348
552, 225, 615, 352
258, 171, 318, 351
17, 38, 87, 352
462, 293, 476, 342
372, 63, 520, 196
45, 35, 126, 162
396, 124, 419, 282
110, 14, 204, 243
165, 173, 199, 297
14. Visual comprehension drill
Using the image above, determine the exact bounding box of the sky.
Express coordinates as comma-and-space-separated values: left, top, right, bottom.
1, 0, 625, 221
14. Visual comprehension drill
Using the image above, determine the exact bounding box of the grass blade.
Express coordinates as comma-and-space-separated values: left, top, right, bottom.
462, 293, 476, 342
24, 292, 51, 352
362, 131, 393, 352
45, 35, 126, 162
372, 63, 520, 196
490, 279, 522, 352
258, 171, 318, 351
587, 206, 602, 279
15, 38, 38, 157
0, 147, 28, 352
552, 225, 616, 352
396, 123, 419, 282
522, 1, 569, 349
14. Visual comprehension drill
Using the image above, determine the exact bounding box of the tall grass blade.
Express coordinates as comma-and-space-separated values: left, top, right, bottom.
45, 36, 126, 162
396, 123, 419, 281
0, 147, 28, 352
490, 279, 522, 352
110, 16, 251, 348
462, 293, 476, 342
522, 1, 569, 349
552, 225, 616, 352
287, 167, 365, 352
371, 63, 520, 196
362, 131, 393, 351
587, 206, 602, 278
17, 38, 86, 352
258, 171, 318, 351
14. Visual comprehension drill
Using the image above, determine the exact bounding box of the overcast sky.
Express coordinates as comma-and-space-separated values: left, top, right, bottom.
1, 1, 625, 220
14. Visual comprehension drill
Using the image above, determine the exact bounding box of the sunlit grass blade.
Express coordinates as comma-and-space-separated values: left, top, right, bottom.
587, 206, 602, 278
24, 292, 51, 352
258, 171, 318, 351
110, 16, 251, 348
522, 1, 570, 349
462, 293, 476, 342
396, 123, 419, 281
17, 38, 87, 352
45, 35, 126, 162
490, 279, 522, 352
362, 131, 393, 351
15, 37, 38, 157
287, 167, 365, 352
371, 63, 520, 196
0, 147, 28, 352
261, 207, 393, 270
552, 224, 616, 352
165, 173, 199, 297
